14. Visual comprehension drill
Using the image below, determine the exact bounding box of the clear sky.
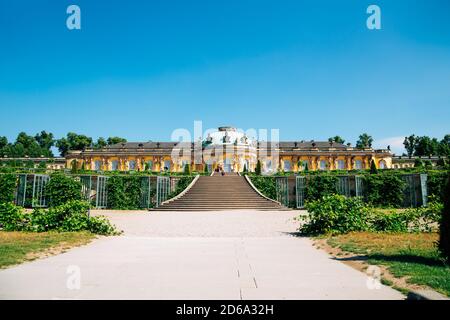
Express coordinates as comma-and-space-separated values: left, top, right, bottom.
0, 0, 449, 155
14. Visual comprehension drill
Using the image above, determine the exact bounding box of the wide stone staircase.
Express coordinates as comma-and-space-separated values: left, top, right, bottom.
152, 174, 287, 211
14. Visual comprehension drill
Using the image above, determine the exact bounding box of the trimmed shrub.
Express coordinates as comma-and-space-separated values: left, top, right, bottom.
0, 174, 16, 204
305, 175, 338, 201
300, 195, 371, 235
44, 173, 82, 207
107, 176, 142, 209
439, 174, 450, 263
363, 174, 405, 207
370, 159, 378, 174
183, 164, 190, 175
255, 160, 262, 175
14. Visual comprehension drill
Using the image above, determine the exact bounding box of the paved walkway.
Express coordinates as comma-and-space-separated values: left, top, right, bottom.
0, 210, 404, 300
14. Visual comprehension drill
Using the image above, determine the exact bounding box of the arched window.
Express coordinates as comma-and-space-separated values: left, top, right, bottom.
94, 160, 102, 171
266, 160, 272, 172
379, 160, 386, 169
128, 160, 136, 170
164, 160, 171, 171
111, 160, 119, 171
319, 160, 327, 170
283, 160, 291, 172
337, 160, 345, 170
355, 160, 363, 170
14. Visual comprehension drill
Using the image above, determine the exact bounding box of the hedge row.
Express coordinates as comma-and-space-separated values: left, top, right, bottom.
249, 172, 448, 208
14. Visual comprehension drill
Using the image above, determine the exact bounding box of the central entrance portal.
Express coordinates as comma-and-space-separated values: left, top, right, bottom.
223, 158, 232, 172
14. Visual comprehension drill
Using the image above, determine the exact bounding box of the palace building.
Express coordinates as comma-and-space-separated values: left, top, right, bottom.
65, 127, 393, 173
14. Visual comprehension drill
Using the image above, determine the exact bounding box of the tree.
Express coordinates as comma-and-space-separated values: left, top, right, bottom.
243, 164, 248, 173
183, 163, 190, 175
255, 160, 262, 175
107, 137, 127, 145
438, 134, 450, 157
328, 136, 345, 144
370, 159, 378, 174
34, 131, 54, 153
414, 136, 439, 156
0, 136, 7, 149
204, 164, 209, 173
56, 132, 93, 156
403, 135, 416, 157
356, 133, 373, 149
94, 137, 107, 149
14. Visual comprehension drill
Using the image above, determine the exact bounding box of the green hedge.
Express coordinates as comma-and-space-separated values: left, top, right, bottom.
44, 173, 82, 207
0, 174, 17, 204
428, 171, 448, 202
249, 176, 276, 200
107, 176, 143, 210
305, 176, 338, 201
363, 174, 405, 208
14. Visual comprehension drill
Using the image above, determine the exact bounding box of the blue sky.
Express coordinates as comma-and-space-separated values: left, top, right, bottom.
0, 0, 449, 155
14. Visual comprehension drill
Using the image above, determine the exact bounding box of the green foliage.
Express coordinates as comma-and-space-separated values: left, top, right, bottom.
1, 200, 118, 235
255, 160, 262, 175
300, 195, 371, 235
427, 171, 448, 202
0, 174, 17, 204
44, 173, 82, 207
363, 174, 405, 207
414, 158, 424, 168
56, 132, 93, 157
328, 136, 345, 144
370, 159, 378, 174
356, 133, 373, 149
243, 164, 248, 173
300, 195, 442, 235
0, 202, 26, 231
183, 163, 190, 175
305, 175, 337, 201
249, 176, 276, 200
168, 176, 194, 199
107, 176, 142, 209
107, 137, 127, 145
0, 131, 53, 158
439, 174, 450, 263
204, 164, 209, 173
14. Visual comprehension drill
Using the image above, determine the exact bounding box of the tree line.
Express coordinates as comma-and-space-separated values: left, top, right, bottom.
328, 133, 450, 157
0, 132, 127, 158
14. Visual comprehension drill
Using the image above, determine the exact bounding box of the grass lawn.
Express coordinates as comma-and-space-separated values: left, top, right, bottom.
327, 232, 450, 297
0, 231, 95, 269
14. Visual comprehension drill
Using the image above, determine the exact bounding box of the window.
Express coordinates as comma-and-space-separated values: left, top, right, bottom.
164, 160, 171, 171
128, 160, 136, 170
355, 160, 363, 170
337, 160, 345, 170
379, 160, 386, 169
283, 160, 291, 172
94, 160, 102, 171
319, 160, 327, 170
111, 160, 119, 171
302, 160, 309, 170
266, 160, 272, 172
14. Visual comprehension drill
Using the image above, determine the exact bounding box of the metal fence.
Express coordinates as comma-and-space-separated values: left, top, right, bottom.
293, 174, 426, 209
156, 176, 170, 207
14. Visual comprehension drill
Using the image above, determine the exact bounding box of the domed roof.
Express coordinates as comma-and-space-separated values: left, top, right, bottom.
203, 127, 252, 146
